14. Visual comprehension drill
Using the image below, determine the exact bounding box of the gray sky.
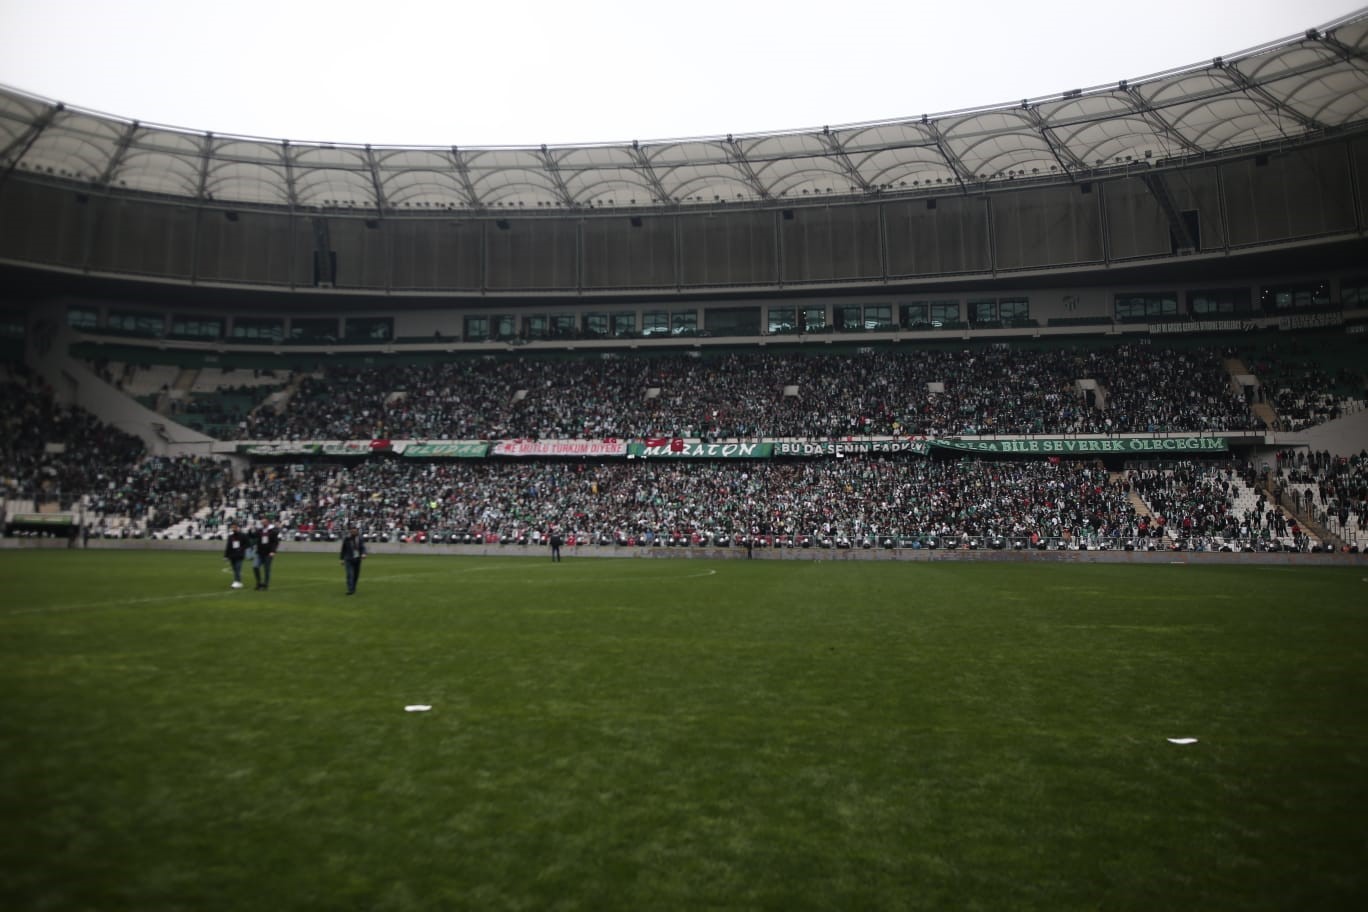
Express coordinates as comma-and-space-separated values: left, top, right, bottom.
0, 0, 1363, 147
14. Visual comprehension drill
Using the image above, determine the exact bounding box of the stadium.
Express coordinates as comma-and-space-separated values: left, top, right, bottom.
2, 7, 1368, 911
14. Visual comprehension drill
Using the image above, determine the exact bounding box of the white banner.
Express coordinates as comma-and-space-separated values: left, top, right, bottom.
491, 439, 628, 457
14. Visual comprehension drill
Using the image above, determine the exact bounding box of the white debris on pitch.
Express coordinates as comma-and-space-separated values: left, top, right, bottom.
404, 705, 433, 712
1166, 737, 1198, 744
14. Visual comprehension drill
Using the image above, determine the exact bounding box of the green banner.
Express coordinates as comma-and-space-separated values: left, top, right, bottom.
931, 436, 1228, 454
774, 440, 929, 456
10, 513, 75, 526
401, 442, 491, 458
628, 442, 774, 459
319, 442, 381, 456
237, 441, 386, 456
237, 443, 323, 456
238, 443, 388, 456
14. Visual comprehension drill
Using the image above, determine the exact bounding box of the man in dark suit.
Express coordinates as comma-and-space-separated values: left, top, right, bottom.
340, 527, 367, 595
223, 521, 249, 589
255, 519, 280, 590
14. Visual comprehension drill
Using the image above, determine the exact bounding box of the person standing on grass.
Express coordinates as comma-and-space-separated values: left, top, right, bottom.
223, 521, 249, 589
549, 528, 563, 562
245, 521, 261, 588
340, 527, 366, 595
255, 518, 280, 590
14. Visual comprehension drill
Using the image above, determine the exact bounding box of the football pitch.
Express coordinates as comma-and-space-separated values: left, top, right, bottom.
2, 550, 1366, 911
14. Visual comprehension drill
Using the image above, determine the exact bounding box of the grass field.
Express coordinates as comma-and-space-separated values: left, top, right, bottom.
2, 550, 1366, 911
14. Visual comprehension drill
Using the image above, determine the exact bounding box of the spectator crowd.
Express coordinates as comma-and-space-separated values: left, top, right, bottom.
238, 342, 1264, 442
1, 366, 235, 531
3, 336, 1363, 548
1268, 448, 1368, 544
233, 456, 1146, 548
83, 454, 235, 535
1, 368, 146, 509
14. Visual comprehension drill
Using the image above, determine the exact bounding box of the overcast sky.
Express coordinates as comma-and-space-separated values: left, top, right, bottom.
0, 0, 1363, 147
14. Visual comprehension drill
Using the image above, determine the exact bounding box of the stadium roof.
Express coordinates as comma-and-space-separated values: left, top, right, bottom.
3, 14, 1368, 214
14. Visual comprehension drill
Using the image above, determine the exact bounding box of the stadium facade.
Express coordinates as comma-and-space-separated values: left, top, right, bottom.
0, 15, 1366, 336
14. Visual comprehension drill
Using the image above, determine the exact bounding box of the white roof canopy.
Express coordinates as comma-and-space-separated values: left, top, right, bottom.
4, 15, 1367, 213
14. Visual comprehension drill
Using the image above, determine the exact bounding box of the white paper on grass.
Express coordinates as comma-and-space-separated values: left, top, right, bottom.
404, 705, 433, 712
1166, 737, 1198, 744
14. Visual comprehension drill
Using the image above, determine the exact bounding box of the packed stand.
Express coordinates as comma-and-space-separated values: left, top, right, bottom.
83, 455, 236, 536
238, 343, 1262, 443
231, 456, 1152, 550
1269, 448, 1368, 546
0, 367, 146, 509
1123, 459, 1311, 551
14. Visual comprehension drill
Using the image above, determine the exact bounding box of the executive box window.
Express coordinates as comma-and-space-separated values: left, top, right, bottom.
171, 315, 224, 340
1260, 282, 1330, 311
642, 311, 670, 336
930, 302, 960, 326
288, 317, 336, 343
998, 299, 1029, 322
231, 317, 285, 342
704, 307, 760, 336
524, 315, 549, 339
492, 315, 517, 340
970, 300, 996, 323
971, 298, 1030, 323
0, 312, 24, 339
768, 307, 797, 334
108, 310, 166, 337
770, 306, 825, 333
1341, 278, 1368, 309
836, 305, 863, 331
1189, 288, 1251, 316
67, 306, 99, 330
633, 309, 703, 337
584, 311, 640, 337
344, 317, 393, 342
584, 313, 609, 337
464, 316, 489, 341
864, 304, 892, 330
1114, 293, 1178, 321
901, 300, 959, 328
551, 314, 577, 338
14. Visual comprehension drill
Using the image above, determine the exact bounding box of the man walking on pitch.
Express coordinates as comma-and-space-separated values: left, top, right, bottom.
224, 521, 249, 589
255, 518, 280, 590
340, 527, 366, 595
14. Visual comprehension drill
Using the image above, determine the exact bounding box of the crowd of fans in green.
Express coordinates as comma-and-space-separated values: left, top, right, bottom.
2, 339, 1364, 550
239, 343, 1264, 442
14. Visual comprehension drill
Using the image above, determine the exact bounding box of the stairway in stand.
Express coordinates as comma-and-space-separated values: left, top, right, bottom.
1251, 401, 1279, 429
1113, 472, 1152, 519
1223, 356, 1280, 430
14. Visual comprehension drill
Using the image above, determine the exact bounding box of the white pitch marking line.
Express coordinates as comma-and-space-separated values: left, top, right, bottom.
4, 590, 233, 616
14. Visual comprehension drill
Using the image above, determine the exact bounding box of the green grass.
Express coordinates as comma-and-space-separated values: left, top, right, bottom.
2, 551, 1366, 911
